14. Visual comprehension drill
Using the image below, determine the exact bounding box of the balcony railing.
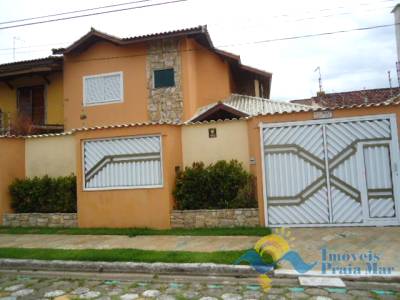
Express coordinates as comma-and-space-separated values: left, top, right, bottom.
0, 111, 64, 136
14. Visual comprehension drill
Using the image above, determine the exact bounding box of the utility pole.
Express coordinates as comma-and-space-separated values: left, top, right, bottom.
388, 70, 393, 96
397, 62, 400, 87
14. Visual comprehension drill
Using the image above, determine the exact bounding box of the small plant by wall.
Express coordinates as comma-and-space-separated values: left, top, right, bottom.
9, 175, 77, 213
173, 160, 257, 210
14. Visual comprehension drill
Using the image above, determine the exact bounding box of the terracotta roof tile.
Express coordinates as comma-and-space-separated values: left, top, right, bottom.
291, 88, 400, 108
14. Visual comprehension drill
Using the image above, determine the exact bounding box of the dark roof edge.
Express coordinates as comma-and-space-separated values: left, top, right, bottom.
189, 102, 249, 123
214, 49, 272, 78
53, 25, 209, 55
0, 56, 63, 69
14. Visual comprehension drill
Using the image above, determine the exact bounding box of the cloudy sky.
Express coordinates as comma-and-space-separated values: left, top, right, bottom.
0, 0, 397, 100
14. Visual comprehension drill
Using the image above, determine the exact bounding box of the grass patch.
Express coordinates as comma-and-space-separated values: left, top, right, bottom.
0, 226, 271, 237
0, 247, 276, 265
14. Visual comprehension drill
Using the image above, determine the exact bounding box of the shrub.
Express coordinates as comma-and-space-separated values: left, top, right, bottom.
9, 175, 77, 213
173, 160, 257, 210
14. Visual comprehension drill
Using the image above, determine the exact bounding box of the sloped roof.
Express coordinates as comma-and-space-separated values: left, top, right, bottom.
291, 87, 400, 108
52, 26, 213, 54
188, 94, 310, 122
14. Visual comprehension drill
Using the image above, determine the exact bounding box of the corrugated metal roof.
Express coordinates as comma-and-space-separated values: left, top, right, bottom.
24, 120, 179, 139
225, 94, 310, 115
188, 94, 310, 122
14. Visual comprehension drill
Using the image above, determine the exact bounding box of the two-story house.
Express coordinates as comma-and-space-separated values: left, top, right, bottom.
0, 25, 274, 134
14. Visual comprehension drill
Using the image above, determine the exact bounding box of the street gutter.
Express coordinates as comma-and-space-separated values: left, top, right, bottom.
0, 259, 257, 277
0, 259, 399, 284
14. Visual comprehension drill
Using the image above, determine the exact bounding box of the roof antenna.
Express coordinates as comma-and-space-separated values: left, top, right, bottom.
314, 66, 324, 96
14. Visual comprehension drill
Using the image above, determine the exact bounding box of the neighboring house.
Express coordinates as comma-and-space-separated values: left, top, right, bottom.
0, 25, 276, 133
291, 87, 400, 108
0, 57, 64, 134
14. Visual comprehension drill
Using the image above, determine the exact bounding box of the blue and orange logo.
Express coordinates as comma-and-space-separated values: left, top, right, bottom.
235, 228, 317, 291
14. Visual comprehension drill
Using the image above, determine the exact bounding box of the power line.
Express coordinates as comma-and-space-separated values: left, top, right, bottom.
210, 3, 394, 36
211, 0, 395, 29
292, 5, 394, 22
0, 0, 188, 30
0, 0, 152, 25
31, 21, 395, 65
0, 2, 393, 52
218, 22, 398, 48
0, 20, 396, 61
0, 0, 393, 48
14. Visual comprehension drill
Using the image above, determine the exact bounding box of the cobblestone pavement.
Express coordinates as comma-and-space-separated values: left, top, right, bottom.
0, 272, 399, 300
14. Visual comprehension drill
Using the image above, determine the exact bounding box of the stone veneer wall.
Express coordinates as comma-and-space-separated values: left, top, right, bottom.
3, 213, 77, 228
171, 208, 260, 228
146, 38, 184, 122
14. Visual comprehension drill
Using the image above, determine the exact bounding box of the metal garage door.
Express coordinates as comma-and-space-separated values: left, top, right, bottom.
261, 114, 400, 226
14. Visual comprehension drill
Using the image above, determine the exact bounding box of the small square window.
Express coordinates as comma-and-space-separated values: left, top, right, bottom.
154, 68, 175, 88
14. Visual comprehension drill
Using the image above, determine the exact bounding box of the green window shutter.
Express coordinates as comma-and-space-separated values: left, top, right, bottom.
154, 68, 175, 88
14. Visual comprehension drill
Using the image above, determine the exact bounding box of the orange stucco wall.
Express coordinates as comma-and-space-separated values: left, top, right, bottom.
247, 106, 400, 226
0, 138, 25, 224
181, 38, 232, 120
64, 38, 233, 129
75, 125, 182, 228
63, 42, 148, 130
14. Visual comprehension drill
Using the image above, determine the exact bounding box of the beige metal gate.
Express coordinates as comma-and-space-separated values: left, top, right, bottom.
261, 114, 400, 226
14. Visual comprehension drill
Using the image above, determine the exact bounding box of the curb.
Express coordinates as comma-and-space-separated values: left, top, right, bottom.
0, 259, 258, 277
274, 269, 400, 282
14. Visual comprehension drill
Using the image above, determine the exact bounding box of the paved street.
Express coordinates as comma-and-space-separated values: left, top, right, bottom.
0, 271, 399, 300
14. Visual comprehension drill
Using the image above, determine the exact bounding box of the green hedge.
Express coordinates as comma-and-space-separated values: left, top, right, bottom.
9, 175, 77, 213
173, 160, 257, 210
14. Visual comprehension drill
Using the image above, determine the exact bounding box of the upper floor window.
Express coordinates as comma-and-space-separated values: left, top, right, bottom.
153, 68, 175, 88
17, 85, 45, 125
83, 72, 123, 106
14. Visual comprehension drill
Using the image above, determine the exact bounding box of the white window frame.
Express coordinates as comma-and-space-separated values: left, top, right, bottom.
82, 134, 164, 191
83, 71, 124, 107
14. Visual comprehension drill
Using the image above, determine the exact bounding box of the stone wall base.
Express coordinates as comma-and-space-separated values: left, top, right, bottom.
171, 208, 260, 228
3, 213, 77, 228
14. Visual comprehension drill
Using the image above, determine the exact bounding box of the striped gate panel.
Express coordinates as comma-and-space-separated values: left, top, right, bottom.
325, 119, 392, 223
83, 135, 162, 189
263, 124, 330, 224
363, 144, 396, 218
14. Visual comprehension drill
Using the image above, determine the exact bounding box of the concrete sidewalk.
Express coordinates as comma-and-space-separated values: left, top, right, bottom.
278, 227, 400, 274
0, 234, 259, 252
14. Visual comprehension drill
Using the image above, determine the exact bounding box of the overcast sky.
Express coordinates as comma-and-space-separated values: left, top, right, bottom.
0, 0, 398, 100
